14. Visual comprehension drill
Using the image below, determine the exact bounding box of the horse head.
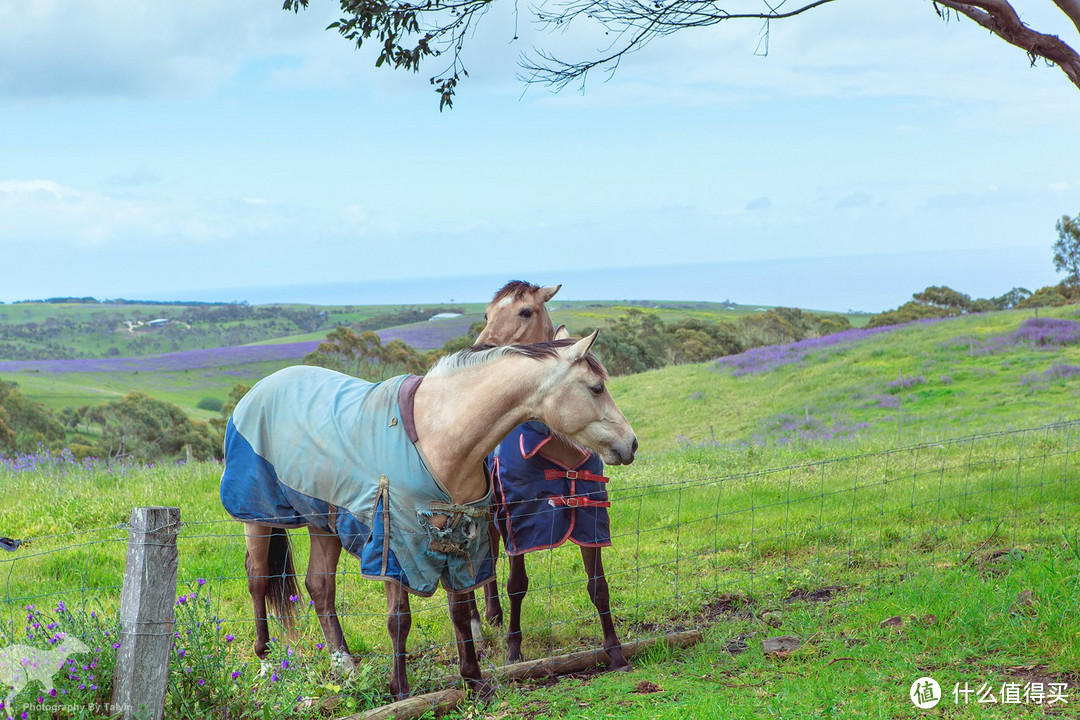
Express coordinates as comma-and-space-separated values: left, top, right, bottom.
532, 330, 637, 466
475, 281, 560, 346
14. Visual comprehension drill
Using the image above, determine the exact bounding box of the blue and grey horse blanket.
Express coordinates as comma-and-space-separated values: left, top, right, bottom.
489, 421, 611, 556
220, 365, 494, 597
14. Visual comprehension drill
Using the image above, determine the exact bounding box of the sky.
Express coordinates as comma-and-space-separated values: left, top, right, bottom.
2, 0, 1079, 312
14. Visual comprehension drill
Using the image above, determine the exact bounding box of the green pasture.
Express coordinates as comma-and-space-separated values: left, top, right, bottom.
1, 304, 1079, 717
6, 359, 297, 422
0, 425, 1076, 718
618, 305, 1080, 455
549, 300, 869, 331
0, 299, 861, 366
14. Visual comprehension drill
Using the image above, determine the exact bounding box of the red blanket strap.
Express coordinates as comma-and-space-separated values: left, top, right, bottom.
547, 496, 611, 509
543, 469, 609, 483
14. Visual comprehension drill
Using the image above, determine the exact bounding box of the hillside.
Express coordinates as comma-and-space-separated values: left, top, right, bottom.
0, 298, 864, 362
1, 303, 1077, 719
612, 305, 1080, 457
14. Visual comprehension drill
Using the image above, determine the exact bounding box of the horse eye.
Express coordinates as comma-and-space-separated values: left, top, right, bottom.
519, 308, 533, 319
590, 383, 604, 396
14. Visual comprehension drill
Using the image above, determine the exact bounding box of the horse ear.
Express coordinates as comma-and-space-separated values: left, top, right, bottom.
539, 284, 561, 303
554, 325, 570, 340
564, 329, 599, 362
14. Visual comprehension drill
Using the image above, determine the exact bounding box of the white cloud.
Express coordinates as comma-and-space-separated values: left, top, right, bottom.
0, 0, 348, 101
0, 179, 81, 199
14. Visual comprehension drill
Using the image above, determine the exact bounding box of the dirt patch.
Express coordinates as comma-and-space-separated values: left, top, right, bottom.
696, 592, 755, 622
633, 680, 663, 694
998, 664, 1079, 689
784, 585, 846, 603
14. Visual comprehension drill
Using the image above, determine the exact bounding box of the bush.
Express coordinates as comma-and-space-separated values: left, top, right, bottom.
195, 397, 224, 412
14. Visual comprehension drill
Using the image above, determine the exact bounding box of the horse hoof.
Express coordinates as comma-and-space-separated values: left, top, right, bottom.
612, 660, 633, 672
470, 680, 497, 702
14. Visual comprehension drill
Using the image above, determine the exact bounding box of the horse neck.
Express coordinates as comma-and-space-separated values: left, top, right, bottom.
413, 354, 547, 503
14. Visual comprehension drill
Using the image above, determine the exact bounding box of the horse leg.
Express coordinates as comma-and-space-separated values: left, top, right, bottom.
306, 528, 355, 676
505, 554, 528, 663
580, 546, 630, 671
385, 582, 412, 700
483, 520, 504, 627
447, 589, 493, 699
243, 524, 273, 661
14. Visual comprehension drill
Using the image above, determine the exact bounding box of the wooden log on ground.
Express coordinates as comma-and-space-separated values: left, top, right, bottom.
337, 630, 703, 720
338, 689, 466, 720
495, 629, 702, 682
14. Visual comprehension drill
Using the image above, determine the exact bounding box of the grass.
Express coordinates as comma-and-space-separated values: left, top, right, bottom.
1, 305, 1078, 717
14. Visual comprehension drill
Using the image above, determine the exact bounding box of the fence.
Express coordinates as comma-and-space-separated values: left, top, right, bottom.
1, 420, 1077, 718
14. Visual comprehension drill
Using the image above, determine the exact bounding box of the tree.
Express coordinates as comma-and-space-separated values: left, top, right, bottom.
285, 0, 1080, 107
1053, 213, 1080, 285
0, 380, 66, 454
303, 326, 432, 379
912, 285, 974, 312
84, 393, 218, 462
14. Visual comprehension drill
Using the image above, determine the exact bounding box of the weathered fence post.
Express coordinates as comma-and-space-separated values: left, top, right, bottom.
111, 506, 180, 720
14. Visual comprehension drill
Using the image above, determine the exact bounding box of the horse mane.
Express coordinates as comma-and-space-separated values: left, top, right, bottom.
490, 280, 540, 303
428, 339, 608, 380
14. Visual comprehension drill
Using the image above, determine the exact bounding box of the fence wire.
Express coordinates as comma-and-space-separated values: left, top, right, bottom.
0, 420, 1077, 718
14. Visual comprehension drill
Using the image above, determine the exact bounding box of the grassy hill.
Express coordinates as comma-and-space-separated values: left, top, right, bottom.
613, 305, 1080, 457
0, 299, 865, 420
0, 299, 865, 361
1, 303, 1077, 718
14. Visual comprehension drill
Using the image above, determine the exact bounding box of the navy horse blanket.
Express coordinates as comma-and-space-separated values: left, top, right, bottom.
489, 421, 611, 556
220, 365, 494, 597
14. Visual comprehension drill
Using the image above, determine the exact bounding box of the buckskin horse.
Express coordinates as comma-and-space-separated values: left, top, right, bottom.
220, 331, 636, 699
472, 281, 631, 671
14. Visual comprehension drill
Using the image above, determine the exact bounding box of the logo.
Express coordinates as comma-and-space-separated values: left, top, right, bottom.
0, 635, 91, 711
911, 677, 942, 709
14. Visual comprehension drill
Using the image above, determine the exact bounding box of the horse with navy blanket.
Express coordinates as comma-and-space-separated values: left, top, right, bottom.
220, 330, 636, 699
472, 282, 630, 670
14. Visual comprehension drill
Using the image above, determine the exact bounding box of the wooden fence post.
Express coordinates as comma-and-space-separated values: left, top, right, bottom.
111, 506, 180, 720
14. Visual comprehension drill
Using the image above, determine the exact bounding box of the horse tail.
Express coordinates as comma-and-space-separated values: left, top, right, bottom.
266, 527, 300, 629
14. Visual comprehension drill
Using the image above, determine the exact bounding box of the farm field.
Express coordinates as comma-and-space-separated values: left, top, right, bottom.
0, 298, 867, 360
1, 304, 1078, 718
0, 298, 866, 419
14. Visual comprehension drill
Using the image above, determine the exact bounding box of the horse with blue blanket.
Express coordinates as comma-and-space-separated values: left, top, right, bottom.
471, 281, 630, 671
221, 330, 636, 699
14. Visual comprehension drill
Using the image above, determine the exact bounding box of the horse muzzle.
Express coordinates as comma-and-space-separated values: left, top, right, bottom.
604, 435, 637, 466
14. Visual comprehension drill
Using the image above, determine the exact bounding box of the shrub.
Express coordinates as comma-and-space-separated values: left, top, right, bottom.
195, 397, 224, 412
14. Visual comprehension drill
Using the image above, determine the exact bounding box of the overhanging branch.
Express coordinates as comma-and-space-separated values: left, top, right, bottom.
935, 0, 1080, 89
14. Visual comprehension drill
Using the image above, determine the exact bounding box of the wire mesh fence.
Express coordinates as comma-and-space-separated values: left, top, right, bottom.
0, 420, 1077, 717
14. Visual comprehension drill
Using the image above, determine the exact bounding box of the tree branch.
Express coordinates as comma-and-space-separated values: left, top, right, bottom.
521, 0, 841, 87
287, 0, 1080, 105
1051, 0, 1080, 37
935, 0, 1080, 90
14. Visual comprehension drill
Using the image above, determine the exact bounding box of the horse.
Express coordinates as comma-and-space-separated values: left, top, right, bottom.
220, 331, 636, 699
472, 282, 630, 670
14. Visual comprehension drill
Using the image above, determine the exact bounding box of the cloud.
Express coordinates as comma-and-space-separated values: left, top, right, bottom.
745, 196, 771, 211
0, 1, 348, 102
835, 192, 873, 209
0, 179, 81, 199
107, 167, 163, 186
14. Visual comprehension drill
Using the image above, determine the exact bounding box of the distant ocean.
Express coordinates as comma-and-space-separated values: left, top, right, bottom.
168, 248, 1058, 314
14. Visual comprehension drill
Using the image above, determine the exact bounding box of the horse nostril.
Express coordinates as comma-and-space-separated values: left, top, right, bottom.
631, 437, 638, 455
